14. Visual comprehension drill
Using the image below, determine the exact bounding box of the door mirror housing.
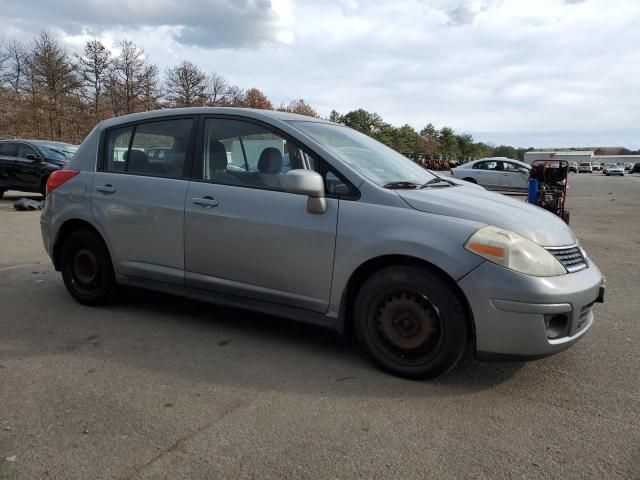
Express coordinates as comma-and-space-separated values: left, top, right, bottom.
283, 169, 326, 214
26, 153, 41, 162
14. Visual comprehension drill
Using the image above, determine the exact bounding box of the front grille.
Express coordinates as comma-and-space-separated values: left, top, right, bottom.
547, 246, 588, 273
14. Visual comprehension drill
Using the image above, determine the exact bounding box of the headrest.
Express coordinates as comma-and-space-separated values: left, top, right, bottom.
257, 147, 283, 174
209, 140, 228, 171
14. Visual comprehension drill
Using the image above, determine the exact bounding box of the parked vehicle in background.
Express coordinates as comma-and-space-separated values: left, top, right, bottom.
569, 161, 578, 173
41, 107, 604, 380
0, 139, 78, 198
624, 163, 632, 172
631, 163, 640, 174
579, 162, 593, 173
605, 163, 625, 176
450, 157, 531, 191
591, 162, 602, 171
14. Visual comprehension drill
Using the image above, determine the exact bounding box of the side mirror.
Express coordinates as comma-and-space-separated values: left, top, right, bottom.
283, 169, 326, 214
26, 153, 41, 162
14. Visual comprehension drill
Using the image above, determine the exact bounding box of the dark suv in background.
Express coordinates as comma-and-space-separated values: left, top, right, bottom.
0, 139, 78, 198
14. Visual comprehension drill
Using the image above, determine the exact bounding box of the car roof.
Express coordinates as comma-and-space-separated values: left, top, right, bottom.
0, 138, 75, 147
468, 157, 529, 167
98, 107, 334, 130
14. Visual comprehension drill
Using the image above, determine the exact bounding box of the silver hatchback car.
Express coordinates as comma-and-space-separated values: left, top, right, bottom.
41, 108, 605, 379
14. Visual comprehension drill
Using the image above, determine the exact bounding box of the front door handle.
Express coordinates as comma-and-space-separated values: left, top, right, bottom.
192, 196, 218, 208
96, 184, 116, 193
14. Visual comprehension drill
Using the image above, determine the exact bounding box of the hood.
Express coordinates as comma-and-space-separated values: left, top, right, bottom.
397, 184, 576, 247
45, 157, 67, 168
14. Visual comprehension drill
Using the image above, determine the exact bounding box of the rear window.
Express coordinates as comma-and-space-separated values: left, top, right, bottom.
103, 118, 193, 178
0, 142, 18, 157
580, 163, 591, 166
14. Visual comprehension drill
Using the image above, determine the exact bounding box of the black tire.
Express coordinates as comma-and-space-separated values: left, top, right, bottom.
40, 177, 49, 197
60, 229, 116, 306
462, 177, 477, 184
353, 266, 468, 380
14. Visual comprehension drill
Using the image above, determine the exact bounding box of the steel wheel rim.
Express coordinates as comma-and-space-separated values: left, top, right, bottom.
370, 289, 444, 366
72, 248, 100, 294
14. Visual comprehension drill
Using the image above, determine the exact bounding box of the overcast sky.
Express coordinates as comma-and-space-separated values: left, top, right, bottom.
3, 0, 639, 148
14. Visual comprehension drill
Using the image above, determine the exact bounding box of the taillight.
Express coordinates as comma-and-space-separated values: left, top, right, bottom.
46, 170, 80, 194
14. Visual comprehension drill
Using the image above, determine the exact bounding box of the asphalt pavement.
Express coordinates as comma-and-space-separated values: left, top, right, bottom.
0, 173, 638, 479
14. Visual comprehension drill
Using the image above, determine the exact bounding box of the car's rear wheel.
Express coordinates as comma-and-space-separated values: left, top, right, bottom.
60, 229, 116, 306
353, 266, 468, 379
462, 177, 477, 184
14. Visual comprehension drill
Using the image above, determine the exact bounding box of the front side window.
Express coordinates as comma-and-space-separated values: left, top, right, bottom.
504, 162, 528, 173
201, 118, 316, 191
104, 118, 193, 178
17, 144, 38, 159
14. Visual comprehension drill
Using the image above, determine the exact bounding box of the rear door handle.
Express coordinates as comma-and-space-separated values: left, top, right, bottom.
192, 196, 218, 208
96, 184, 116, 193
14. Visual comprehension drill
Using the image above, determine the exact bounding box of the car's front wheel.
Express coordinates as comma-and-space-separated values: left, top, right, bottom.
353, 266, 468, 379
60, 229, 116, 306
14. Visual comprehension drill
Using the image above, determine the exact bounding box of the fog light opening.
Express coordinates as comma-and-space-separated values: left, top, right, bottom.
545, 314, 569, 340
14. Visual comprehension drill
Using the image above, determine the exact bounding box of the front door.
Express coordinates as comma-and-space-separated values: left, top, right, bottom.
184, 117, 339, 313
91, 117, 196, 285
12, 143, 42, 191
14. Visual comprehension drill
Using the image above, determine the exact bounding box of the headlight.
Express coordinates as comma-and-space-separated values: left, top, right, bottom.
465, 225, 566, 276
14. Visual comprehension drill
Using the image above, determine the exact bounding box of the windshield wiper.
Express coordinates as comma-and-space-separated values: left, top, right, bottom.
383, 181, 419, 189
421, 177, 455, 188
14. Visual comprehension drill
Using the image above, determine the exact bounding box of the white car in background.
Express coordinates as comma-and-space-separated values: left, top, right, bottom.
579, 162, 593, 173
604, 163, 625, 176
451, 157, 531, 192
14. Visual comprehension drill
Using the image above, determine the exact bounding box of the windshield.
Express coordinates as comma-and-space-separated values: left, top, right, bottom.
291, 121, 436, 186
38, 143, 78, 161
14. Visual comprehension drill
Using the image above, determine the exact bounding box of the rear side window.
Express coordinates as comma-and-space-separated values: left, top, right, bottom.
104, 118, 193, 178
0, 142, 18, 157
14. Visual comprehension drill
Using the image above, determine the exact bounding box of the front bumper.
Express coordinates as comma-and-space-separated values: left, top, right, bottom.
458, 259, 604, 360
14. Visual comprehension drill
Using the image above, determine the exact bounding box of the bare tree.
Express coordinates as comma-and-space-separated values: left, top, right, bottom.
207, 71, 228, 106
30, 32, 80, 140
164, 60, 208, 107
221, 84, 245, 106
76, 39, 111, 121
109, 39, 150, 114
139, 64, 162, 111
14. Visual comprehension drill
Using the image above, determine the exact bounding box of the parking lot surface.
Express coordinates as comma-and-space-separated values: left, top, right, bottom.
1, 173, 639, 479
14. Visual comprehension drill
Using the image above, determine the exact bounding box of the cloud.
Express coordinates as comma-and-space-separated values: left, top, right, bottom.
1, 0, 291, 48
1, 0, 639, 147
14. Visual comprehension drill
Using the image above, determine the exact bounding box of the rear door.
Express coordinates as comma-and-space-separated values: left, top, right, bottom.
92, 116, 196, 285
0, 142, 19, 189
503, 161, 529, 190
184, 116, 340, 313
